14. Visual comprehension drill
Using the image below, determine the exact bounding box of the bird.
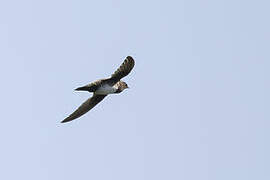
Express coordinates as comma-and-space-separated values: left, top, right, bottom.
61, 56, 135, 123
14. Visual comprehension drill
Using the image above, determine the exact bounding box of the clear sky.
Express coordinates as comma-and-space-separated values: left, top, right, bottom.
0, 0, 269, 179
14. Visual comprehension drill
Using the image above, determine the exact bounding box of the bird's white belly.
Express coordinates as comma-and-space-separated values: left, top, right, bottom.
95, 84, 117, 95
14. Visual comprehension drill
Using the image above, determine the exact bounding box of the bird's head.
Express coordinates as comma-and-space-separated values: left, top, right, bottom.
118, 81, 129, 91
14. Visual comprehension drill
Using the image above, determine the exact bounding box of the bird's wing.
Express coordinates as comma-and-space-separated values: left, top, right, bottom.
110, 56, 135, 83
61, 94, 107, 123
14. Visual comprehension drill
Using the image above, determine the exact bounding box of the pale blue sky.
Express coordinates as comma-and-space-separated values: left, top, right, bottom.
0, 0, 269, 179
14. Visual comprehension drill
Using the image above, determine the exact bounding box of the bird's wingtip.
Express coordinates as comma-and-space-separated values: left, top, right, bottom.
61, 118, 71, 123
126, 56, 134, 61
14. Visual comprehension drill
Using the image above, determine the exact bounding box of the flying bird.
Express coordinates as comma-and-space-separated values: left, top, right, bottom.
61, 56, 135, 123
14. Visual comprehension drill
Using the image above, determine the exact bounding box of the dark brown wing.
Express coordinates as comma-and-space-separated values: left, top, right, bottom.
110, 56, 135, 82
61, 95, 106, 123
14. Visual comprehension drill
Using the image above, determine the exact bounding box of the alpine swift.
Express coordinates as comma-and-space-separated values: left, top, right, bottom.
61, 56, 135, 123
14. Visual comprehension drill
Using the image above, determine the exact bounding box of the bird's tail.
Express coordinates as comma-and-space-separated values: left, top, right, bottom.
75, 86, 89, 91
75, 85, 96, 92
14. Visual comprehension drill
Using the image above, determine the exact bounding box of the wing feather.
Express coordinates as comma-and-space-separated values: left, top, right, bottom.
61, 95, 106, 123
110, 56, 135, 82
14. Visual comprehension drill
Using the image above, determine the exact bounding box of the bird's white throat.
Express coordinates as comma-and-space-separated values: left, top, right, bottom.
95, 84, 117, 95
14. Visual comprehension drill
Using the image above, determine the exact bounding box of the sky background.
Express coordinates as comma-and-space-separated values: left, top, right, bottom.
0, 0, 269, 179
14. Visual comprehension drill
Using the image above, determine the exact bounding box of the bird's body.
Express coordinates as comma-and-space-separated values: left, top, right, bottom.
61, 56, 135, 123
95, 83, 117, 95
